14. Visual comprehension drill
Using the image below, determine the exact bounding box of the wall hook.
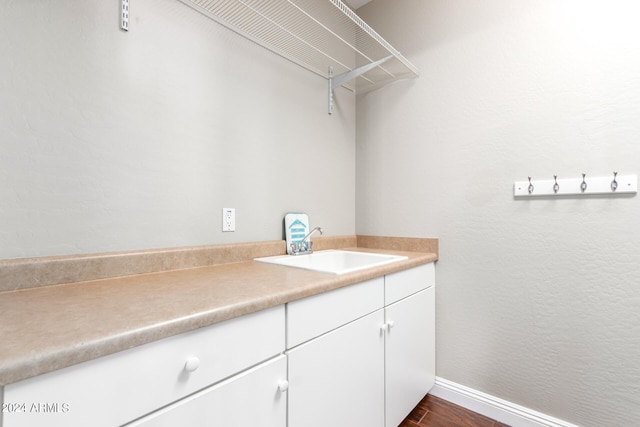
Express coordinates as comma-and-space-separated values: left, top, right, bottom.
514, 173, 637, 197
580, 173, 587, 192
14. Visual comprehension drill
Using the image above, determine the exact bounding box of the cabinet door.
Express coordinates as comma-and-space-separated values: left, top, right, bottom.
288, 310, 385, 427
385, 287, 435, 427
125, 355, 287, 427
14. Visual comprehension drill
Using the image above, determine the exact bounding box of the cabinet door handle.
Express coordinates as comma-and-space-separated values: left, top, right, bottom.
278, 380, 289, 392
387, 320, 395, 329
184, 356, 201, 373
380, 323, 388, 333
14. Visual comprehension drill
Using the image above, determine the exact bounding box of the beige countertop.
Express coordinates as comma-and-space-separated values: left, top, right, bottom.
0, 237, 437, 387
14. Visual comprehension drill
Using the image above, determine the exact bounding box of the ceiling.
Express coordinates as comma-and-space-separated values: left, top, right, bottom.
345, 0, 372, 9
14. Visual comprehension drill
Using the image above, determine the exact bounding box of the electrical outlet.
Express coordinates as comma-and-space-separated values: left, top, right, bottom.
222, 208, 235, 232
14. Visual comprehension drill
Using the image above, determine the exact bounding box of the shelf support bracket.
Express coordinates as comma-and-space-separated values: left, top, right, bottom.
328, 55, 393, 115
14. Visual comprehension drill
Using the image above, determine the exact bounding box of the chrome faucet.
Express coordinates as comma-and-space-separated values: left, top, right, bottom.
290, 227, 323, 255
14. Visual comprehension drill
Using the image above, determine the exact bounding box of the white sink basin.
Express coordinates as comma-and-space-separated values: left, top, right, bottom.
254, 250, 408, 275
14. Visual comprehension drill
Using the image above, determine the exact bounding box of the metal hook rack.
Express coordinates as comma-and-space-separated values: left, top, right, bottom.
514, 172, 637, 197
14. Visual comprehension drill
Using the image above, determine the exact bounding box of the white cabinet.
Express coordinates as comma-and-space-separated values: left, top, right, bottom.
385, 262, 435, 305
288, 310, 385, 427
2, 305, 285, 427
286, 276, 385, 427
2, 262, 434, 427
384, 263, 436, 427
287, 277, 385, 348
385, 286, 435, 427
287, 263, 435, 427
125, 355, 287, 427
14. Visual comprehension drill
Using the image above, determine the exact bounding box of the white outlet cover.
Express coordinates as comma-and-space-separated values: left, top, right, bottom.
222, 208, 235, 232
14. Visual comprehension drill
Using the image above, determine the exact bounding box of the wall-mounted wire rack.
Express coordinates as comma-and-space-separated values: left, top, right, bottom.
514, 173, 637, 197
176, 0, 419, 114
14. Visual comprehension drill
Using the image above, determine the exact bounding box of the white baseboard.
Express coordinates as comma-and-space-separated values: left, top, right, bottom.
430, 377, 582, 427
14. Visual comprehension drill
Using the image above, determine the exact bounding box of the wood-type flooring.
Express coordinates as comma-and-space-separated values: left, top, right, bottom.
399, 394, 511, 427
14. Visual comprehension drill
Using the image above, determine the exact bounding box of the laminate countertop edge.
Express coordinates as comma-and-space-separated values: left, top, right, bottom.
0, 246, 437, 386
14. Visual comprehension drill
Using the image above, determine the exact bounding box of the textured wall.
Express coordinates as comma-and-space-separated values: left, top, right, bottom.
356, 1, 640, 426
0, 0, 355, 259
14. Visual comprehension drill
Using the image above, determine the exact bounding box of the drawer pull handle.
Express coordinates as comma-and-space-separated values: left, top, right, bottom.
184, 356, 201, 373
278, 380, 289, 392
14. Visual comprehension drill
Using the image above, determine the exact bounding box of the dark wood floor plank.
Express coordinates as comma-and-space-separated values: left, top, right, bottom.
399, 394, 511, 427
398, 420, 421, 427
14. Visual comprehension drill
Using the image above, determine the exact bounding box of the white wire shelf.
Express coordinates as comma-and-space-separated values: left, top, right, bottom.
177, 0, 419, 112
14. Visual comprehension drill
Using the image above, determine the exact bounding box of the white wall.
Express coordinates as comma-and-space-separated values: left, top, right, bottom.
4, 1, 640, 424
356, 1, 640, 426
0, 0, 356, 259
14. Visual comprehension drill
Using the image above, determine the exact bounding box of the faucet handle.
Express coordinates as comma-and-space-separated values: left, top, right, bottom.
290, 240, 312, 255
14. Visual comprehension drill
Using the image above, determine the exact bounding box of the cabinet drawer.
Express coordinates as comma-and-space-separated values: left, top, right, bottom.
385, 263, 434, 305
2, 305, 285, 427
286, 277, 384, 348
125, 355, 287, 427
